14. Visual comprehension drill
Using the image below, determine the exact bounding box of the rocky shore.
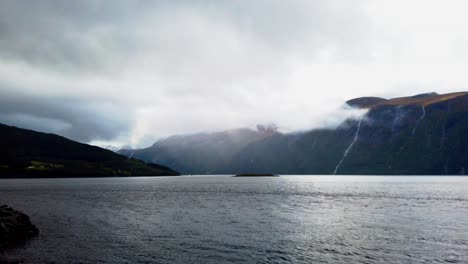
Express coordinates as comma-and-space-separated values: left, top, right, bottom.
0, 205, 38, 250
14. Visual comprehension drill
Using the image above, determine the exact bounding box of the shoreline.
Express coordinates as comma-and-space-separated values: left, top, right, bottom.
0, 205, 39, 252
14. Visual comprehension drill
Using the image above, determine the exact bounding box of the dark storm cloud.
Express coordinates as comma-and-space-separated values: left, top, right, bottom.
0, 0, 146, 142
0, 0, 374, 146
0, 85, 132, 142
0, 0, 143, 72
0, 0, 371, 72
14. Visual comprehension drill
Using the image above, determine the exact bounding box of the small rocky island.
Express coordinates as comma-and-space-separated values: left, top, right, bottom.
234, 174, 279, 177
0, 205, 39, 250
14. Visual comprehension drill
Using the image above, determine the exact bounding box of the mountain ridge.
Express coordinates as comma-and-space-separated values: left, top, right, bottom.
121, 92, 468, 175
119, 127, 276, 174
347, 91, 468, 108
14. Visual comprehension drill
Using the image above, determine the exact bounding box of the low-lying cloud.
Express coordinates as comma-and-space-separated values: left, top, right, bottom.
1, 0, 468, 147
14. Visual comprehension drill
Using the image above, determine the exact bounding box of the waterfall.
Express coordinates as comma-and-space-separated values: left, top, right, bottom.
391, 106, 405, 134
311, 137, 318, 149
399, 105, 426, 153
129, 152, 135, 159
411, 105, 426, 136
333, 118, 363, 175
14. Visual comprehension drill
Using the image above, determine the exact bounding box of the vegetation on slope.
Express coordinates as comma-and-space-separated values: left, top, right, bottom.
0, 123, 179, 177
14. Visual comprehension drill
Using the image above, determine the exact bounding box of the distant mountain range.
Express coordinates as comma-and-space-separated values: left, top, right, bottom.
120, 92, 468, 175
0, 123, 179, 177
118, 125, 278, 174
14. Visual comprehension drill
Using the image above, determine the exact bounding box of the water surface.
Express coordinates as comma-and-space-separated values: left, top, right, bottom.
1, 176, 467, 263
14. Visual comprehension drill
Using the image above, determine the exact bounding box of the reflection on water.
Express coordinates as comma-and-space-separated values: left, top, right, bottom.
1, 176, 467, 263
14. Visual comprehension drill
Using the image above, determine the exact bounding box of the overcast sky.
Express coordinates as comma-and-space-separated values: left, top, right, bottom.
1, 0, 468, 147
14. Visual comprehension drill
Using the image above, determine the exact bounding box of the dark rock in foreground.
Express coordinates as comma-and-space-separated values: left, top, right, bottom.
0, 205, 39, 250
234, 174, 279, 177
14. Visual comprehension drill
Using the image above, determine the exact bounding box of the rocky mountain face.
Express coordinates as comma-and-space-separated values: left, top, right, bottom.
0, 123, 179, 177
121, 92, 468, 175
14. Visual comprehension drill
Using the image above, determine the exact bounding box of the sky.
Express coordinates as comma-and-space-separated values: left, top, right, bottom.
1, 0, 468, 148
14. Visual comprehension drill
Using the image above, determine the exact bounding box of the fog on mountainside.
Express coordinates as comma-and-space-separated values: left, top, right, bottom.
120, 92, 468, 175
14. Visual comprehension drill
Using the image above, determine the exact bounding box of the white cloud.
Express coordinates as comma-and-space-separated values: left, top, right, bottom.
0, 0, 467, 147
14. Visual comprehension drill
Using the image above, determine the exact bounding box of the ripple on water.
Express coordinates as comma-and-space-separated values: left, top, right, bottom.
0, 176, 467, 263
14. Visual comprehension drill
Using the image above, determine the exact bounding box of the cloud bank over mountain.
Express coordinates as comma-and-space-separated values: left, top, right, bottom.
1, 0, 468, 147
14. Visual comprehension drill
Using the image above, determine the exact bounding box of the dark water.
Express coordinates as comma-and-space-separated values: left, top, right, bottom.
0, 176, 467, 263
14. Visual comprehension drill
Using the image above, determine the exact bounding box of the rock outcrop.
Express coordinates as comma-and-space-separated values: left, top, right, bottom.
0, 205, 39, 250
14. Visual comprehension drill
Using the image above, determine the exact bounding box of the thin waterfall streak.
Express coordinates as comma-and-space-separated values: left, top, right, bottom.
311, 138, 318, 149
333, 118, 363, 175
411, 105, 426, 136
401, 105, 426, 153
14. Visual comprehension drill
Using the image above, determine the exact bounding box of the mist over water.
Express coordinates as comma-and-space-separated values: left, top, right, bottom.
1, 176, 467, 263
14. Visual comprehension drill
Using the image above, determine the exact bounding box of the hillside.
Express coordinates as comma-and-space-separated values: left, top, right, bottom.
122, 92, 468, 175
119, 126, 277, 174
230, 92, 468, 175
0, 123, 179, 177
346, 92, 468, 108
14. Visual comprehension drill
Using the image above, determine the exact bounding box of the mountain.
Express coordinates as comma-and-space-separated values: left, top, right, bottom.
0, 123, 179, 177
119, 126, 278, 174
121, 92, 468, 175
